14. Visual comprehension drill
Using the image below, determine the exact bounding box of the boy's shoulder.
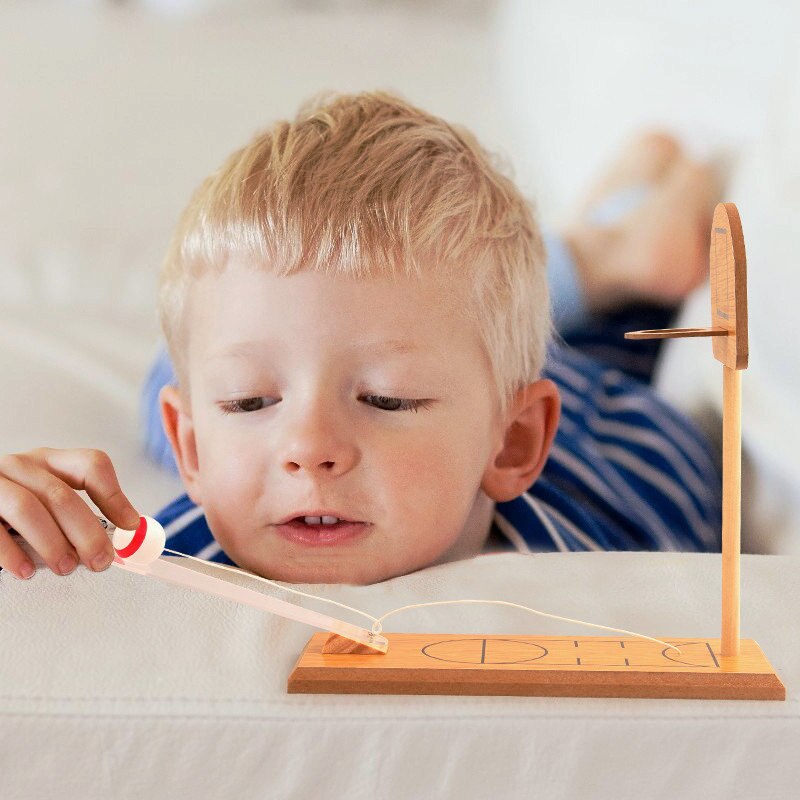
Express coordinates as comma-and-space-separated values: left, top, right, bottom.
154, 494, 236, 565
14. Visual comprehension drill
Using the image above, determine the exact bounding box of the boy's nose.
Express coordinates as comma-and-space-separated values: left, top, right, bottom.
287, 458, 334, 474
280, 431, 352, 477
276, 396, 359, 475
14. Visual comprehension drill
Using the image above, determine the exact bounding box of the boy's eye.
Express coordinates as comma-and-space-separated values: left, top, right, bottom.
364, 395, 433, 413
218, 395, 433, 415
219, 397, 269, 414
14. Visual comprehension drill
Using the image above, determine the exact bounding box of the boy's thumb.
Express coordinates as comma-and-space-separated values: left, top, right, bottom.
118, 502, 142, 531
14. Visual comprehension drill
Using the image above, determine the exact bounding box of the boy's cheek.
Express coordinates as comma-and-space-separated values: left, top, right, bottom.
197, 434, 259, 487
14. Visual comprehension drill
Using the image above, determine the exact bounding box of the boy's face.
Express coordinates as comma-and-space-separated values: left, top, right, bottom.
161, 260, 558, 584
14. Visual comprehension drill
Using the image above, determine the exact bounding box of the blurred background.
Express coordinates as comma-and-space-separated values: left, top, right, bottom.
1, 0, 798, 552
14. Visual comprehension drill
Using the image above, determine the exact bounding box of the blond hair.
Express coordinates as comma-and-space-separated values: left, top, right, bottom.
158, 89, 551, 422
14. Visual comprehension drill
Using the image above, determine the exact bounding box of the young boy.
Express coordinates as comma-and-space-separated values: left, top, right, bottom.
0, 91, 721, 585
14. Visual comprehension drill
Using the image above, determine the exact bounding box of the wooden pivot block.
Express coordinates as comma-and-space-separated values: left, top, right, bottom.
321, 633, 386, 654
288, 633, 786, 700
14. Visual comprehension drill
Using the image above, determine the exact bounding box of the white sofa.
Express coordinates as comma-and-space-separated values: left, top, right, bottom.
3, 545, 799, 799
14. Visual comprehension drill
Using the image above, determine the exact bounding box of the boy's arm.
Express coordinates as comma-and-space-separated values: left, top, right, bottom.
494, 343, 722, 553
545, 231, 590, 333
139, 345, 180, 476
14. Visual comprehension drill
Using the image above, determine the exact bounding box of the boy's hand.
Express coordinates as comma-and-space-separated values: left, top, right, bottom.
0, 447, 141, 580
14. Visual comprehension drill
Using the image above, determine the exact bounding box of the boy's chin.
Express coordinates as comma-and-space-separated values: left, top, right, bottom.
242, 558, 380, 586
259, 557, 423, 587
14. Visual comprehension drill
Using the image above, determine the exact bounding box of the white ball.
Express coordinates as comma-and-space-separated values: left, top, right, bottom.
113, 515, 166, 566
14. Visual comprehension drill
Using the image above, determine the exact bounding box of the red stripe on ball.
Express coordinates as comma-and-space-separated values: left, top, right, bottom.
115, 516, 147, 558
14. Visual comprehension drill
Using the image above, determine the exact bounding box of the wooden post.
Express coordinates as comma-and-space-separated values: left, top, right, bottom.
721, 365, 741, 656
626, 205, 748, 660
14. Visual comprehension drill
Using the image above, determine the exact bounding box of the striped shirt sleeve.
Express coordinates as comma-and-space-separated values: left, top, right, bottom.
155, 494, 236, 566
490, 342, 722, 554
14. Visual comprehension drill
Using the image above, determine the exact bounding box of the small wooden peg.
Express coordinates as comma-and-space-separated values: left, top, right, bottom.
624, 327, 728, 340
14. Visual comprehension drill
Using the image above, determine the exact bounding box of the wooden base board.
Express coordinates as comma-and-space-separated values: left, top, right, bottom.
288, 633, 785, 700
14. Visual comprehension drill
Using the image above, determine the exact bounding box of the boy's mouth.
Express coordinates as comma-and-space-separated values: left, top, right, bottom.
274, 518, 372, 547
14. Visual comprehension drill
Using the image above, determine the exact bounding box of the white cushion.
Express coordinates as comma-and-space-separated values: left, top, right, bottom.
2, 549, 797, 798
0, 306, 184, 516
0, 3, 499, 312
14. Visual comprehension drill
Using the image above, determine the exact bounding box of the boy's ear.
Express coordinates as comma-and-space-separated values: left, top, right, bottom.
159, 384, 203, 507
481, 379, 561, 503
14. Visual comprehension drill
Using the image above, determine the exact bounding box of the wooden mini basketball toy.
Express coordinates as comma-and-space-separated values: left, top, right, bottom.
287, 202, 784, 700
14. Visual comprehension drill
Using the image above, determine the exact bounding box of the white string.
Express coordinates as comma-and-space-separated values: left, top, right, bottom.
372, 600, 681, 654
161, 547, 380, 627
160, 547, 681, 655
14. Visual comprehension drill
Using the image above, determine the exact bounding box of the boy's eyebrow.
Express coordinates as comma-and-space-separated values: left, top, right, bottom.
206, 338, 420, 362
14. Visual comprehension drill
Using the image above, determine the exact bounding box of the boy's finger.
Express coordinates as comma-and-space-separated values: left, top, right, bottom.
0, 525, 37, 579
0, 472, 82, 576
28, 447, 141, 531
